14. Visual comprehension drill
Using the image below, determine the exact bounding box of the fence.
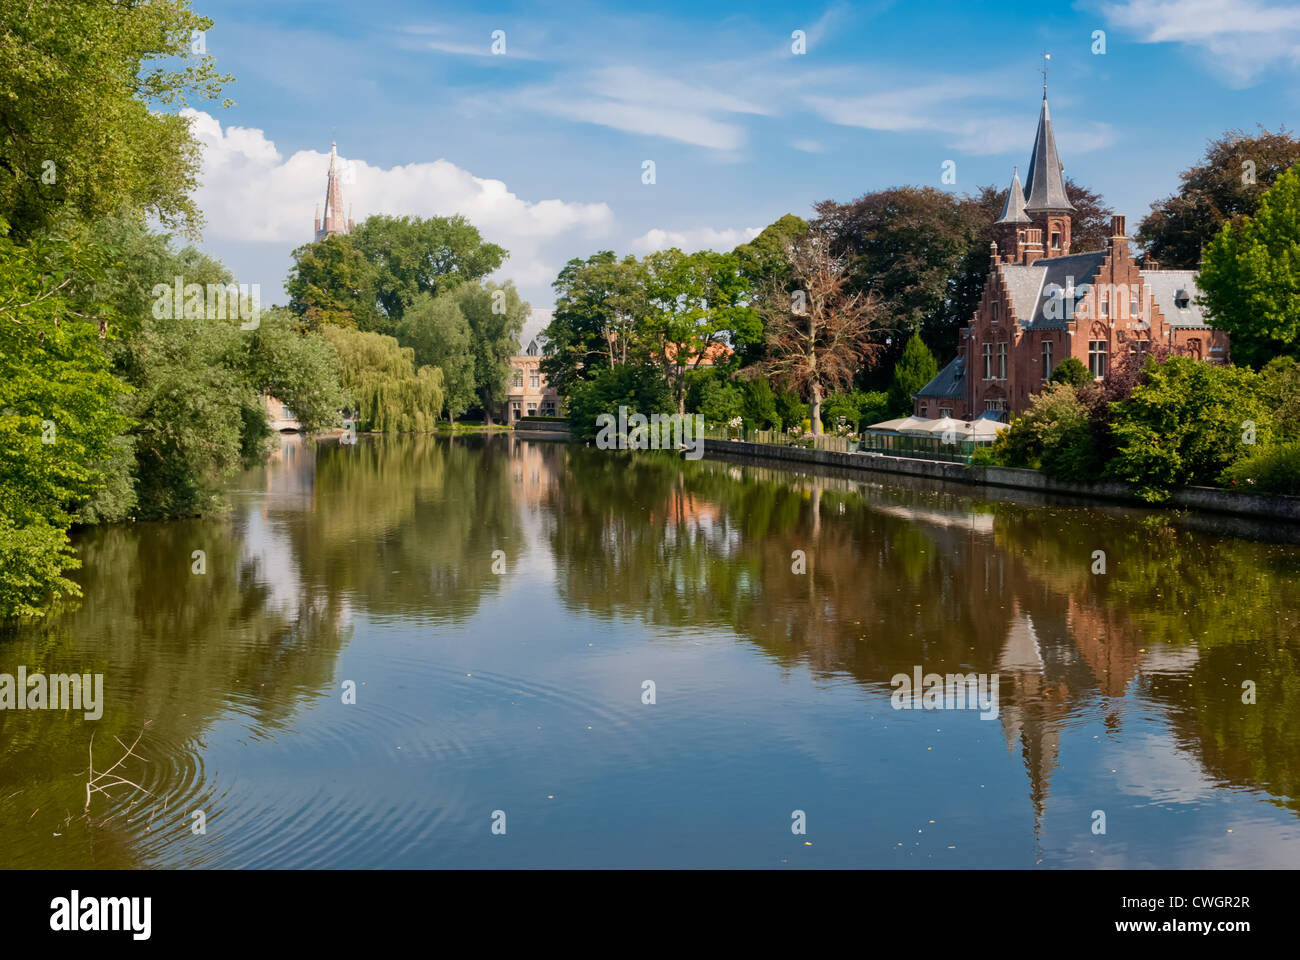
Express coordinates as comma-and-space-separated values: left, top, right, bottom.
703, 426, 994, 463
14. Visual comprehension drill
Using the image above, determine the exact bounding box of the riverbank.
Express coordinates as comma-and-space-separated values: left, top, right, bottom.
702, 437, 1300, 523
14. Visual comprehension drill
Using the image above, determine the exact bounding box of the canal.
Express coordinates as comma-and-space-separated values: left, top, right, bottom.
3, 433, 1299, 867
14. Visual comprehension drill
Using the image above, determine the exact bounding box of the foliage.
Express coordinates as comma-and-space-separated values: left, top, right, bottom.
0, 225, 131, 616
1260, 357, 1300, 439
542, 251, 647, 397
822, 390, 890, 430
1106, 356, 1272, 501
1137, 126, 1300, 270
1198, 165, 1300, 368
456, 281, 528, 425
399, 291, 476, 422
565, 362, 674, 441
740, 377, 780, 430
242, 307, 346, 434
286, 233, 381, 331
1049, 356, 1092, 388
697, 378, 745, 428
1220, 441, 1300, 495
321, 326, 444, 433
887, 333, 938, 416
0, 0, 231, 239
349, 214, 507, 333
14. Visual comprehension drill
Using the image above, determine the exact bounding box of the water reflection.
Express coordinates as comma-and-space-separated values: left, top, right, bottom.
2, 435, 1299, 868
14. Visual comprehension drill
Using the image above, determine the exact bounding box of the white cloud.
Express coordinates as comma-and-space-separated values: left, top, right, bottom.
791, 139, 826, 153
1100, 0, 1300, 84
183, 109, 615, 292
630, 225, 762, 254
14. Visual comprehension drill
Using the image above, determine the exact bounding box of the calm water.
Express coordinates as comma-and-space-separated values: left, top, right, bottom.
3, 434, 1300, 868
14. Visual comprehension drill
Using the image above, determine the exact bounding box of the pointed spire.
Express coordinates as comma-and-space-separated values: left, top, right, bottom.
1023, 97, 1073, 215
316, 140, 351, 241
995, 166, 1031, 225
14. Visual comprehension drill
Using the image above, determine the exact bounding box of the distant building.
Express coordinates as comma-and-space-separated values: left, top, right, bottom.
265, 395, 302, 432
915, 92, 1229, 421
504, 309, 560, 422
313, 141, 355, 242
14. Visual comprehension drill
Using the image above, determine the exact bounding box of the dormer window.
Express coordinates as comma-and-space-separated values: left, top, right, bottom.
526, 340, 540, 356
1174, 288, 1190, 309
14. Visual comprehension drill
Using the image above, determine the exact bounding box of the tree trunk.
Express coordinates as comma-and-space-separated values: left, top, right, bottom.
810, 382, 823, 436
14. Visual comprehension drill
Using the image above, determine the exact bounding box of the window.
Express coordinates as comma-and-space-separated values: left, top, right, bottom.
1088, 340, 1107, 379
1099, 287, 1109, 318
526, 340, 539, 356
1130, 284, 1141, 318
1129, 339, 1149, 356
983, 343, 993, 380
997, 342, 1007, 381
529, 369, 539, 389
984, 399, 1008, 412
991, 302, 999, 323
939, 406, 953, 418
526, 402, 538, 415
282, 406, 295, 420
1050, 231, 1060, 251
512, 369, 523, 389
511, 401, 521, 420
542, 401, 556, 416
919, 402, 928, 417
1041, 340, 1053, 381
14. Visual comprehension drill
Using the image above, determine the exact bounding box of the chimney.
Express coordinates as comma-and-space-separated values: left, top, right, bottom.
1022, 228, 1045, 265
1110, 214, 1128, 257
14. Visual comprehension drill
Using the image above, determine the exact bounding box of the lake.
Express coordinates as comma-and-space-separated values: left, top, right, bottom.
3, 433, 1299, 868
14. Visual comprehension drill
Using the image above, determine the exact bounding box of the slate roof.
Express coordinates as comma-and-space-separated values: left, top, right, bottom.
916, 355, 966, 399
999, 251, 1109, 329
1023, 98, 1074, 215
996, 167, 1031, 225
1141, 270, 1209, 328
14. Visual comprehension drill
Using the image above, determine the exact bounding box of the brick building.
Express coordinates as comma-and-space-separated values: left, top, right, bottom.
504, 309, 560, 422
915, 95, 1228, 421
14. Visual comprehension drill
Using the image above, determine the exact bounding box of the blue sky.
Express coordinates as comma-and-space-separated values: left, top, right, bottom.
183, 0, 1300, 309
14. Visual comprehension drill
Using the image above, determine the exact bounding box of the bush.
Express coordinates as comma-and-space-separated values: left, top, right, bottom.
822, 390, 890, 430
1220, 441, 1300, 495
697, 378, 745, 428
740, 377, 780, 429
1107, 356, 1272, 501
566, 362, 674, 441
1050, 356, 1092, 388
982, 383, 1100, 480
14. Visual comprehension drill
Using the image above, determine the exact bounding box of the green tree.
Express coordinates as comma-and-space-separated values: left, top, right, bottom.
0, 226, 131, 616
1107, 356, 1272, 501
1050, 356, 1092, 388
457, 281, 528, 425
887, 333, 938, 416
399, 291, 476, 423
1138, 127, 1300, 270
350, 214, 507, 332
321, 327, 444, 433
1198, 165, 1300, 368
565, 362, 674, 441
0, 0, 231, 239
243, 307, 346, 434
286, 234, 381, 330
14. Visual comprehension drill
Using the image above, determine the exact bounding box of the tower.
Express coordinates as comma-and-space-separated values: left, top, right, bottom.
994, 89, 1075, 263
313, 141, 355, 242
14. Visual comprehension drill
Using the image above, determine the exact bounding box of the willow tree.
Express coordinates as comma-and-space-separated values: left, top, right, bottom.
759, 229, 884, 435
321, 327, 444, 432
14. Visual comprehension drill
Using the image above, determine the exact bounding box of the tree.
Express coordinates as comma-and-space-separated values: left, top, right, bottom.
542, 251, 647, 398
733, 214, 809, 366
400, 291, 476, 423
243, 307, 347, 434
887, 333, 938, 416
1050, 356, 1092, 388
759, 228, 885, 435
0, 226, 131, 616
1107, 356, 1272, 501
1138, 127, 1300, 270
457, 281, 528, 425
321, 327, 444, 432
643, 248, 760, 414
565, 362, 673, 441
1198, 165, 1300, 368
349, 215, 507, 333
0, 0, 231, 239
286, 234, 381, 330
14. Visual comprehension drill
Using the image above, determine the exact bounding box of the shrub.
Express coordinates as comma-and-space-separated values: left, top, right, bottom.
981, 383, 1100, 480
1220, 441, 1300, 495
1050, 357, 1092, 388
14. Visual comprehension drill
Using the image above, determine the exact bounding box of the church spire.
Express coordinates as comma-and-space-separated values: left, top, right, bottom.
315, 141, 351, 242
995, 166, 1031, 225
1023, 97, 1073, 216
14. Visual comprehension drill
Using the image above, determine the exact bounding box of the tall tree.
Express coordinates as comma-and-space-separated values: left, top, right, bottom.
888, 333, 939, 416
1138, 127, 1300, 270
0, 0, 231, 238
733, 213, 809, 365
759, 228, 884, 435
457, 281, 528, 426
350, 214, 507, 332
1199, 165, 1300, 368
400, 291, 476, 423
286, 234, 381, 330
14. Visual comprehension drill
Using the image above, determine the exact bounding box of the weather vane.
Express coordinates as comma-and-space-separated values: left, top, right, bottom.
1040, 52, 1050, 96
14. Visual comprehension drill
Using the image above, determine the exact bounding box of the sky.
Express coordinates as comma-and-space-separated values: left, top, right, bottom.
180, 0, 1300, 310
